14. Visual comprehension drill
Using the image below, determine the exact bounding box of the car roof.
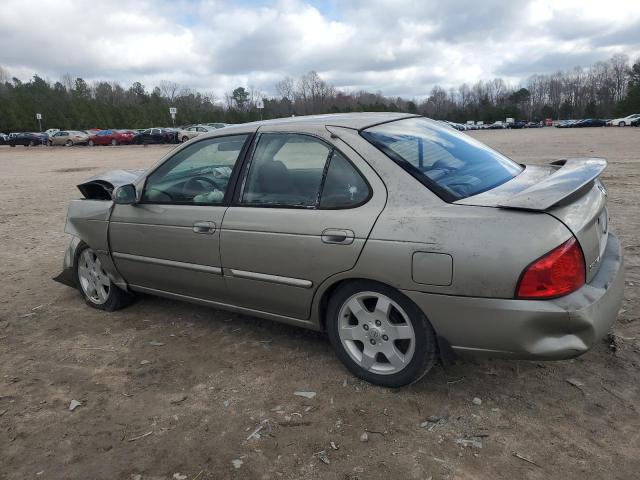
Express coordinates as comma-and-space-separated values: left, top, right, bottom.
216, 112, 419, 135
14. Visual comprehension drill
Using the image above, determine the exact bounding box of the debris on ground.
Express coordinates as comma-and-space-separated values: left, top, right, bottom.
316, 450, 330, 464
170, 394, 188, 405
172, 474, 187, 480
294, 391, 316, 399
231, 459, 243, 469
149, 340, 165, 346
223, 400, 230, 408
455, 438, 483, 449
330, 441, 339, 450
69, 400, 82, 411
360, 432, 369, 442
512, 451, 542, 468
472, 397, 482, 406
140, 360, 151, 365
127, 431, 153, 442
247, 420, 271, 440
566, 378, 585, 390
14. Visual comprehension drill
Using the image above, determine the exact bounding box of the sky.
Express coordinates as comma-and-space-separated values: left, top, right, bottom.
1, 0, 639, 100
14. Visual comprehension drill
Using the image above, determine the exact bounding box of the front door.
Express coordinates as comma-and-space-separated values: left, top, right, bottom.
221, 130, 386, 319
109, 134, 250, 301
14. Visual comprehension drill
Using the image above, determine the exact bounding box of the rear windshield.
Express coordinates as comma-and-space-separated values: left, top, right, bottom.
361, 117, 523, 201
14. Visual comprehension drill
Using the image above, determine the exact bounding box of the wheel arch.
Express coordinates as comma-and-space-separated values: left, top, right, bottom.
314, 275, 456, 365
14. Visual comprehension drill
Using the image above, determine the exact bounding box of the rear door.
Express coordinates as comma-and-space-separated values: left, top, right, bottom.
109, 134, 250, 301
220, 127, 386, 319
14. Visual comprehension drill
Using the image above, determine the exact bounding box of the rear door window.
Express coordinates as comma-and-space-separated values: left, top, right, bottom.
241, 134, 331, 208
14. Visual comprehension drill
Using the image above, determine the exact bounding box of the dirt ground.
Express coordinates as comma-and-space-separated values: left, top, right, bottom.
0, 127, 638, 480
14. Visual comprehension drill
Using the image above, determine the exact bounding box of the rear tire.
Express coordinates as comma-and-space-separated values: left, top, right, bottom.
74, 244, 135, 312
111, 139, 118, 146
619, 121, 626, 127
65, 140, 73, 147
326, 280, 438, 387
182, 136, 189, 143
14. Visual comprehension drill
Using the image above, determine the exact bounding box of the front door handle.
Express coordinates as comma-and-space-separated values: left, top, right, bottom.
321, 229, 355, 245
193, 221, 216, 234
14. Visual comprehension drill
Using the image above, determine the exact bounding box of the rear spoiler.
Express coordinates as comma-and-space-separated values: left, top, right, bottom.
499, 158, 607, 210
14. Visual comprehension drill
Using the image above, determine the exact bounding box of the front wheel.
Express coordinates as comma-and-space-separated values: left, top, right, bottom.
75, 245, 134, 311
619, 121, 626, 127
65, 139, 73, 147
111, 139, 118, 146
88, 140, 95, 146
327, 281, 438, 387
182, 136, 189, 143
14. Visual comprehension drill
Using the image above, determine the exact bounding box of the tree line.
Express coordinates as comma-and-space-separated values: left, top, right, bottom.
1, 54, 639, 133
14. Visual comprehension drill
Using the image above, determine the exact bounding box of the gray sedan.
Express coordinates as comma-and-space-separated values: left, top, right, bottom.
56, 113, 624, 387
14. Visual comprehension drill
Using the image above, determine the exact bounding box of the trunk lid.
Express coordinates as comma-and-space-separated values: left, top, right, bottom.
456, 158, 609, 281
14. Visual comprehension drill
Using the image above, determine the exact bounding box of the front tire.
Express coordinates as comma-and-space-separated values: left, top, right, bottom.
619, 121, 626, 127
327, 281, 438, 387
74, 245, 134, 311
65, 139, 73, 147
111, 139, 118, 146
182, 136, 189, 143
88, 140, 95, 146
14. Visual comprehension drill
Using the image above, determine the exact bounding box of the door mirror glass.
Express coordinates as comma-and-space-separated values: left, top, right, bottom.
114, 184, 137, 204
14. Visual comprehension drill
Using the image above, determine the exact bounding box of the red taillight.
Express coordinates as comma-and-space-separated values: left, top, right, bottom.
515, 237, 585, 299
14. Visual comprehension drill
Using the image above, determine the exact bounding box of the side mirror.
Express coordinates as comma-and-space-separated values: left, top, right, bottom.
113, 184, 137, 204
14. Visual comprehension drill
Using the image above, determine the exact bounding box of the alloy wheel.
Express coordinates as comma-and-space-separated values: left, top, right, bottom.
77, 248, 111, 305
337, 291, 416, 375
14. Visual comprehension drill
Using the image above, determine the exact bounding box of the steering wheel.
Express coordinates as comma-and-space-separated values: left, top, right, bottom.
182, 176, 222, 198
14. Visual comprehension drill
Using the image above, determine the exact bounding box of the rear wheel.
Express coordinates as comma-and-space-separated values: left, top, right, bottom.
65, 139, 73, 147
327, 280, 438, 387
182, 136, 189, 143
75, 245, 134, 311
111, 139, 118, 146
88, 140, 95, 146
28, 140, 35, 147
619, 121, 626, 127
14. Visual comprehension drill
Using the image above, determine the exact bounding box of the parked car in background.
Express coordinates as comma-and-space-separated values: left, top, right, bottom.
574, 119, 607, 128
631, 118, 640, 127
526, 121, 542, 128
8, 132, 48, 147
178, 125, 213, 143
202, 123, 228, 129
57, 113, 623, 387
556, 120, 578, 128
88, 130, 135, 146
488, 121, 505, 129
49, 130, 90, 146
45, 128, 60, 137
608, 113, 640, 127
0, 133, 8, 145
509, 120, 526, 129
132, 128, 179, 144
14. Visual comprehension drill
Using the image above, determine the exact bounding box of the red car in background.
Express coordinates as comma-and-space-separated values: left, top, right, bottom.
87, 129, 134, 146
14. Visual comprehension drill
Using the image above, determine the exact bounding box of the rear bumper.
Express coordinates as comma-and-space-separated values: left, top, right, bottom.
403, 232, 625, 359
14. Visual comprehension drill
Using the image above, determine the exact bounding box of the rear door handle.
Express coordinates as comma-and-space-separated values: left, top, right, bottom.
321, 229, 355, 245
193, 221, 216, 234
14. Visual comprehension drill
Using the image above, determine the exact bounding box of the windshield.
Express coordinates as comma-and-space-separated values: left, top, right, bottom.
361, 117, 523, 201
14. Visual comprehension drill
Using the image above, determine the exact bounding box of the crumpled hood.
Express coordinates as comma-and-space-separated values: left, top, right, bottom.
77, 169, 145, 200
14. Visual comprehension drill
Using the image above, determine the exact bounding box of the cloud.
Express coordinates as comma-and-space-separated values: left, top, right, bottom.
0, 0, 639, 99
